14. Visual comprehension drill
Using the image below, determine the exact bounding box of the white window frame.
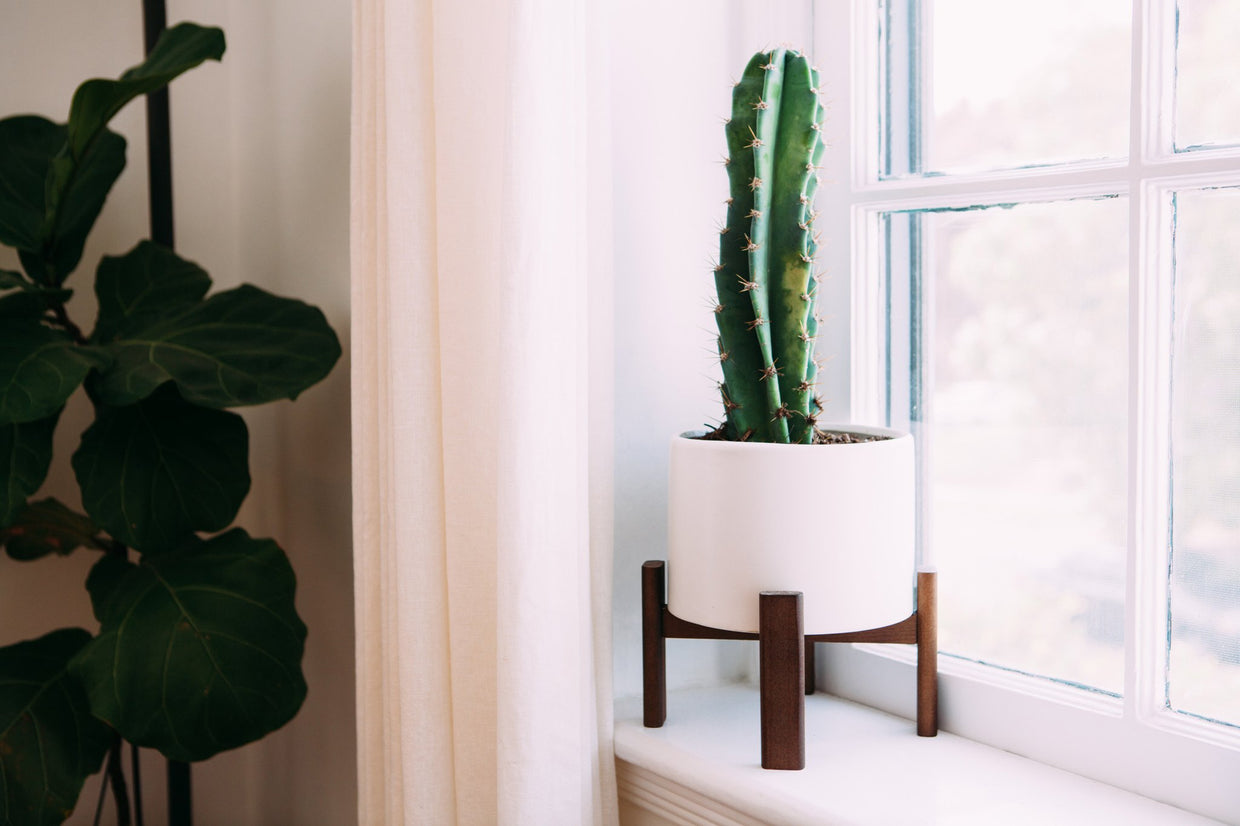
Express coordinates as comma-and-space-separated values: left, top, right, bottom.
812, 2, 1240, 821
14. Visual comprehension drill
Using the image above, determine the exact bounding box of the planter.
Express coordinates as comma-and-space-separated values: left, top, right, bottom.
667, 424, 916, 635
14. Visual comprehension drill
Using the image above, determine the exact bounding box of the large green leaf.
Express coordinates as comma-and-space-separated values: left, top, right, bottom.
91, 241, 210, 344
0, 414, 58, 530
2, 499, 100, 562
0, 628, 113, 826
65, 24, 224, 162
0, 117, 61, 253
0, 261, 72, 321
0, 322, 106, 425
40, 130, 126, 285
0, 271, 29, 290
71, 530, 307, 762
0, 293, 51, 322
1, 25, 220, 286
0, 288, 72, 321
71, 385, 249, 554
94, 285, 341, 408
0, 116, 126, 285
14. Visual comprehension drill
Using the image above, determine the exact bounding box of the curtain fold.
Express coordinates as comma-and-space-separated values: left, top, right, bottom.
351, 0, 617, 823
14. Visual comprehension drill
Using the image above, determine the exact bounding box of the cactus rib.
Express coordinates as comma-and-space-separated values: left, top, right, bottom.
713, 49, 826, 443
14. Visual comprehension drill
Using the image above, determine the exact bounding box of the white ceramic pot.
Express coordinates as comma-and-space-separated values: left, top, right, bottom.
667, 424, 915, 635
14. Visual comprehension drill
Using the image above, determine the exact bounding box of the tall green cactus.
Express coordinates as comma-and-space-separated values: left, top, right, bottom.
714, 49, 826, 444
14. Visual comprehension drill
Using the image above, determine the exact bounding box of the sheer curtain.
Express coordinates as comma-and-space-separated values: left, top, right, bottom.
350, 0, 617, 823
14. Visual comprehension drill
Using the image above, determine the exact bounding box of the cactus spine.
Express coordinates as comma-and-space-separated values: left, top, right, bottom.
715, 49, 826, 443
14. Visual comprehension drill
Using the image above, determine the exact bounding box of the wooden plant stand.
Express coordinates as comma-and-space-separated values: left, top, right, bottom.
641, 560, 938, 770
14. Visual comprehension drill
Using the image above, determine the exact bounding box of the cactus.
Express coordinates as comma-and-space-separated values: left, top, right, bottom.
714, 49, 826, 444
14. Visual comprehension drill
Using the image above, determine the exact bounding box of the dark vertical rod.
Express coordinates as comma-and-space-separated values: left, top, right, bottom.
642, 561, 667, 727
142, 1, 190, 821
168, 759, 192, 826
916, 570, 939, 737
759, 591, 804, 770
142, 0, 174, 248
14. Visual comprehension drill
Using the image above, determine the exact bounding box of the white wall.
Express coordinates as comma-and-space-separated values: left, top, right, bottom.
0, 2, 355, 823
609, 0, 847, 700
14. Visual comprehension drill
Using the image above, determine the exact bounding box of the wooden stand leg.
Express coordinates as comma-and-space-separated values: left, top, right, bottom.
642, 561, 667, 727
916, 570, 938, 737
759, 592, 805, 770
646, 560, 933, 765
804, 640, 816, 696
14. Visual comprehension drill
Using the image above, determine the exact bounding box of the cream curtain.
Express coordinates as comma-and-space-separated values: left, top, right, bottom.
350, 0, 617, 823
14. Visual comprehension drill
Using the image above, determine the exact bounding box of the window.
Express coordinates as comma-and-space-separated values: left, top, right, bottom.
816, 2, 1240, 821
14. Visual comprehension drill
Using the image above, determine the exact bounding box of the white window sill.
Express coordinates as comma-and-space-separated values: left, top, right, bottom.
613, 685, 1223, 826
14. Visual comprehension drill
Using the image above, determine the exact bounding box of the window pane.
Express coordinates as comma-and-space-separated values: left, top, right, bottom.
1169, 187, 1240, 727
891, 198, 1129, 693
887, 0, 1130, 176
1176, 0, 1240, 151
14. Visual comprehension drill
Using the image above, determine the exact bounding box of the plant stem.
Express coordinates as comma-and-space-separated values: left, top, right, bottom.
106, 737, 132, 826
131, 743, 145, 826
50, 302, 87, 346
91, 766, 108, 826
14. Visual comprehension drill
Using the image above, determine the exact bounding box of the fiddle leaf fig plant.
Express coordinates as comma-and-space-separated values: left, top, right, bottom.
0, 22, 340, 825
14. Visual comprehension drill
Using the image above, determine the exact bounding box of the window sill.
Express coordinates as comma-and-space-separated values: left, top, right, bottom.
613, 685, 1222, 826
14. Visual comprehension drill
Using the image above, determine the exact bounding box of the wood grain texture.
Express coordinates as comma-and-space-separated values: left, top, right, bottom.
642, 561, 667, 727
806, 613, 918, 644
644, 560, 939, 766
804, 639, 816, 695
663, 609, 917, 644
662, 610, 759, 640
759, 592, 805, 770
916, 570, 938, 737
